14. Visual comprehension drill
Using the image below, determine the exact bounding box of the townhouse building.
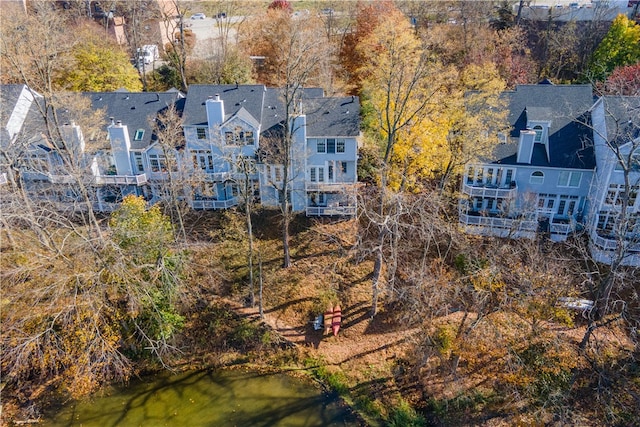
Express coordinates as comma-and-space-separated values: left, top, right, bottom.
459, 83, 639, 266
180, 84, 360, 215
0, 84, 360, 217
588, 95, 640, 266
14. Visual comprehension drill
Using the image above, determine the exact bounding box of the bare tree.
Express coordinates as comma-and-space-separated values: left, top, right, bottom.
579, 95, 640, 348
245, 9, 334, 268
150, 104, 191, 242
159, 0, 191, 91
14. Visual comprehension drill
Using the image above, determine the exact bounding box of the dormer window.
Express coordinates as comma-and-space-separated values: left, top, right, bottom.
134, 129, 145, 141
533, 125, 543, 142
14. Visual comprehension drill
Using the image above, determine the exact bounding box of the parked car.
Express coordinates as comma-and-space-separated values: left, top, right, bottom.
190, 13, 206, 19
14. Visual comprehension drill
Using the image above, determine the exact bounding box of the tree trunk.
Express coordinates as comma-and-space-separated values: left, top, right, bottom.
371, 242, 383, 317
259, 255, 264, 319
282, 212, 291, 268
246, 195, 255, 308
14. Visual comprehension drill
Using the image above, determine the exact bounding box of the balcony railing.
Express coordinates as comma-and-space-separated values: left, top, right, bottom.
459, 212, 537, 232
306, 181, 358, 192
550, 222, 572, 236
191, 197, 238, 210
462, 182, 517, 198
204, 171, 232, 182
94, 174, 147, 186
590, 234, 640, 266
48, 174, 77, 184
306, 205, 357, 216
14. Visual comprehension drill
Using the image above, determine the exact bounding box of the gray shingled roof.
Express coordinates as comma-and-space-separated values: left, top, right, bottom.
1, 84, 43, 147
303, 96, 360, 137
184, 84, 360, 141
0, 85, 26, 129
80, 91, 185, 150
599, 96, 640, 148
182, 84, 267, 127
493, 84, 596, 169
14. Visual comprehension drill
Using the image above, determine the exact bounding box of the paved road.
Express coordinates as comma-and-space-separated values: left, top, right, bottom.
182, 16, 242, 58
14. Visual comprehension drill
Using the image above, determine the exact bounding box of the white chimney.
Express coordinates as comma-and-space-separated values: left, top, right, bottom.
206, 94, 225, 127
107, 121, 133, 176
60, 122, 85, 155
517, 129, 536, 164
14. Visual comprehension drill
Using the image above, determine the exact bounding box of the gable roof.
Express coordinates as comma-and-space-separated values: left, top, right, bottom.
230, 106, 261, 130
494, 84, 596, 169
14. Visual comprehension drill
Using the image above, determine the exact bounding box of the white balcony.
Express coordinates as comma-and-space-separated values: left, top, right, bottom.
204, 171, 232, 182
462, 182, 517, 199
459, 212, 537, 239
590, 234, 640, 266
94, 174, 147, 186
306, 205, 357, 216
48, 174, 77, 184
306, 181, 358, 192
191, 197, 238, 210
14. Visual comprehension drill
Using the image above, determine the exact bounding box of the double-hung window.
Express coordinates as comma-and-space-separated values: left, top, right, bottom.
149, 153, 167, 172
317, 139, 326, 153
133, 152, 144, 173
327, 139, 336, 153
533, 125, 543, 142
557, 171, 581, 187
337, 139, 345, 153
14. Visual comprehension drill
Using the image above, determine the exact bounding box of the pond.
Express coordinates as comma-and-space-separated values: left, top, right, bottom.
42, 368, 360, 427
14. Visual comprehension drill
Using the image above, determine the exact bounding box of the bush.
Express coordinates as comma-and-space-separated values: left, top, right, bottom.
387, 399, 426, 427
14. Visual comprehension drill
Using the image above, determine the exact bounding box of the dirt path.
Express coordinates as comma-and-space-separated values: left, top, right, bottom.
231, 299, 420, 375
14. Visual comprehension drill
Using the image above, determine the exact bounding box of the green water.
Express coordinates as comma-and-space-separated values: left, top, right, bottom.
42, 369, 360, 426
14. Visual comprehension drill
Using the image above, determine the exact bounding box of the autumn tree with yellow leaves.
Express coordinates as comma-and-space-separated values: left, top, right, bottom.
355, 5, 453, 315
355, 3, 507, 315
